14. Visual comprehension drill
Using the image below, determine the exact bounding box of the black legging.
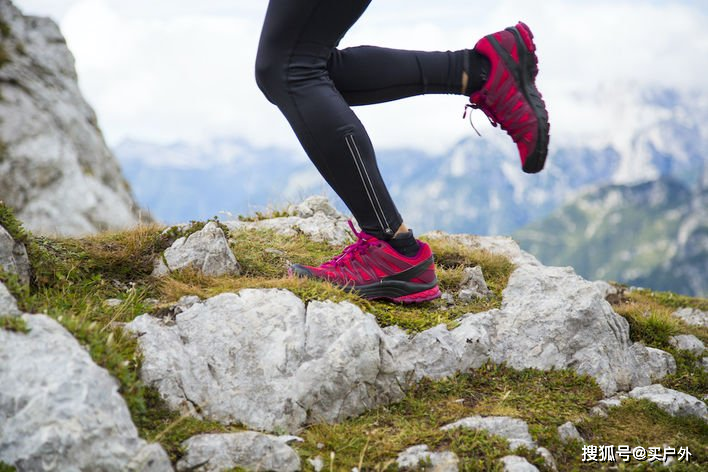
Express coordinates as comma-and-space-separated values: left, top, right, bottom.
255, 0, 466, 238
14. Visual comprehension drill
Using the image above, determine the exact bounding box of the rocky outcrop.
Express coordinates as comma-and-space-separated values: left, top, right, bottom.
628, 384, 708, 421
672, 307, 708, 328
0, 280, 19, 316
425, 232, 668, 395
0, 0, 143, 235
176, 432, 300, 472
0, 313, 171, 471
224, 196, 352, 245
396, 445, 459, 471
0, 223, 30, 284
457, 266, 491, 300
500, 455, 539, 472
441, 416, 536, 452
126, 290, 406, 433
557, 422, 583, 443
152, 222, 240, 277
668, 334, 705, 356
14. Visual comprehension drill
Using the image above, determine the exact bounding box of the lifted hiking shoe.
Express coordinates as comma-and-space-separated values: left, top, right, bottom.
289, 221, 441, 303
468, 21, 550, 173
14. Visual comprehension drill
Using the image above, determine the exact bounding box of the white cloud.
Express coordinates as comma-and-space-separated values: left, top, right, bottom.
13, 0, 708, 154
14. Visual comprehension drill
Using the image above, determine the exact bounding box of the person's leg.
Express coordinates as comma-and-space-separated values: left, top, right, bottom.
326, 26, 549, 174
327, 46, 490, 105
255, 0, 401, 239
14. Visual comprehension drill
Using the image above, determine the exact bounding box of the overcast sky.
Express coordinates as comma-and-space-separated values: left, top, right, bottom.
13, 0, 708, 155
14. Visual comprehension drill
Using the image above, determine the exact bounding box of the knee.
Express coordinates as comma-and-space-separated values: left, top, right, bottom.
254, 53, 286, 104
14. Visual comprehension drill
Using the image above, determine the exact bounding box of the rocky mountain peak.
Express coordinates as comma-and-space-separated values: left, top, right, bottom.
0, 0, 144, 235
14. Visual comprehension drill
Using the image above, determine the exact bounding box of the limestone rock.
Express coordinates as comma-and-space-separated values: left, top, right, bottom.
628, 384, 708, 421
126, 289, 407, 433
396, 444, 459, 471
592, 280, 618, 300
458, 266, 491, 301
535, 447, 557, 471
176, 432, 300, 472
557, 422, 583, 442
308, 456, 324, 472
486, 264, 652, 395
668, 334, 705, 356
0, 314, 171, 471
425, 232, 657, 395
383, 312, 494, 382
224, 196, 352, 245
0, 0, 143, 236
628, 343, 676, 381
0, 224, 30, 285
441, 416, 536, 451
152, 222, 240, 277
672, 307, 708, 328
383, 324, 464, 382
0, 281, 20, 317
500, 456, 539, 472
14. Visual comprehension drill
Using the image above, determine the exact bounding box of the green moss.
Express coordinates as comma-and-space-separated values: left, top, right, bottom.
0, 462, 16, 472
135, 388, 246, 463
0, 315, 28, 333
661, 349, 708, 400
237, 208, 293, 222
0, 201, 29, 245
576, 399, 707, 469
0, 21, 10, 38
295, 364, 601, 470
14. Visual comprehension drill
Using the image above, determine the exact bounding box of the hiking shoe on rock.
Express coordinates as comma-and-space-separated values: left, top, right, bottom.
469, 21, 550, 173
289, 221, 441, 303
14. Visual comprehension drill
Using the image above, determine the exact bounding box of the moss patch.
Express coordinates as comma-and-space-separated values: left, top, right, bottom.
576, 399, 707, 469
0, 315, 28, 333
0, 201, 29, 245
293, 364, 602, 470
0, 462, 17, 472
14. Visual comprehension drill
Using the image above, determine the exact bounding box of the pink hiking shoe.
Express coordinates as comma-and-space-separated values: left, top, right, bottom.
289, 221, 440, 303
468, 21, 550, 173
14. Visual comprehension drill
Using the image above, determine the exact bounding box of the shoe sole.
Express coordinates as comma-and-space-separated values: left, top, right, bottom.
290, 264, 441, 304
488, 22, 550, 173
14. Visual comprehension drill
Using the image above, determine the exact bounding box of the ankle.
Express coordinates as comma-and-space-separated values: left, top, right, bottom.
387, 228, 420, 257
461, 49, 490, 95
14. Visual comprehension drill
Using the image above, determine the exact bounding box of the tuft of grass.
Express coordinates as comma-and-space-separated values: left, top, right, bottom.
135, 388, 246, 463
237, 208, 293, 222
24, 224, 168, 289
294, 364, 602, 470
576, 399, 708, 468
0, 315, 29, 333
660, 349, 708, 400
0, 201, 29, 245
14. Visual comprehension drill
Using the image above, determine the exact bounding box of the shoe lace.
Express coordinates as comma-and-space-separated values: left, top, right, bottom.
463, 102, 498, 137
321, 220, 376, 268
